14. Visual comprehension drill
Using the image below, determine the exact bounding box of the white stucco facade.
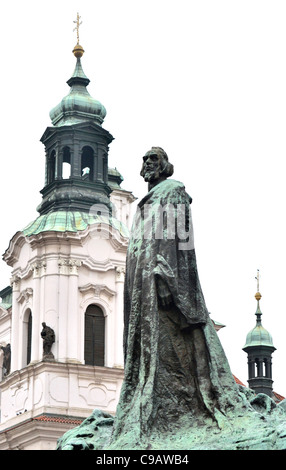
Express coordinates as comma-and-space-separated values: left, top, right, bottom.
5, 224, 127, 371
0, 189, 135, 449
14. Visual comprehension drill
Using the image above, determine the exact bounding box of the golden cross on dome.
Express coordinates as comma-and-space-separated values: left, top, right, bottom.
73, 12, 82, 45
255, 269, 260, 292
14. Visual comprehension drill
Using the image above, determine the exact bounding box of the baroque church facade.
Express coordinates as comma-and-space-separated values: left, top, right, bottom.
0, 39, 135, 449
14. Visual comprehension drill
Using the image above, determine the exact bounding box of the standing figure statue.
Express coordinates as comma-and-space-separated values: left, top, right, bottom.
57, 147, 286, 450
110, 147, 241, 447
41, 322, 55, 361
1, 343, 11, 377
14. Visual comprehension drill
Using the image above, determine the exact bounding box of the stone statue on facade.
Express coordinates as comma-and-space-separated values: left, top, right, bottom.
57, 148, 286, 451
1, 343, 11, 376
41, 322, 55, 361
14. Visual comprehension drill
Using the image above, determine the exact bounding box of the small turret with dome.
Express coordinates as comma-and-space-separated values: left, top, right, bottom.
243, 270, 276, 398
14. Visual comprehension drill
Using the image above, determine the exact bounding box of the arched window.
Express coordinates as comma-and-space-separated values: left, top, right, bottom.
27, 311, 32, 365
81, 146, 94, 181
62, 146, 71, 179
84, 305, 105, 366
23, 309, 32, 367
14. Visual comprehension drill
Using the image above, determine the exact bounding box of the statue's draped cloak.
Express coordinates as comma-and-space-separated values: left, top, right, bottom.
111, 179, 241, 446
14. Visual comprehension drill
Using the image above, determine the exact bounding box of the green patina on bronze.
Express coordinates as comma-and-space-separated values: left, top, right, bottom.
57, 389, 286, 450
57, 147, 286, 451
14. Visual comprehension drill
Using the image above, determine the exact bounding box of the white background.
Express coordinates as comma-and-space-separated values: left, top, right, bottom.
1, 0, 286, 396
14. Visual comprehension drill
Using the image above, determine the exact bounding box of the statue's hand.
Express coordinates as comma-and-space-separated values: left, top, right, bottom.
156, 276, 173, 309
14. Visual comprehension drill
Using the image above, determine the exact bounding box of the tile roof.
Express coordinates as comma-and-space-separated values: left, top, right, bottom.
273, 391, 285, 402
233, 374, 285, 402
33, 414, 84, 425
233, 375, 246, 386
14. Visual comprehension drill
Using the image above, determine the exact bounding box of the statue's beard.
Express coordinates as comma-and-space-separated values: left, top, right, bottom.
142, 167, 161, 182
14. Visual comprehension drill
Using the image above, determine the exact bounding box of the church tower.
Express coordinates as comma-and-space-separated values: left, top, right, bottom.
0, 15, 135, 450
38, 40, 112, 215
243, 271, 276, 398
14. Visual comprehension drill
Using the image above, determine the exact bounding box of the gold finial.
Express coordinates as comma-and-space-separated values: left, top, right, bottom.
73, 13, 84, 58
255, 269, 262, 301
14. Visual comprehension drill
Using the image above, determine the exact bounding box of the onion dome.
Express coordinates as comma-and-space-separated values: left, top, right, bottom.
243, 288, 275, 350
49, 45, 106, 127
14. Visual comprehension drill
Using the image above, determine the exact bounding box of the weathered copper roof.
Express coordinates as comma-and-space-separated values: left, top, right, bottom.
243, 302, 275, 350
49, 53, 106, 127
22, 210, 129, 237
244, 323, 275, 349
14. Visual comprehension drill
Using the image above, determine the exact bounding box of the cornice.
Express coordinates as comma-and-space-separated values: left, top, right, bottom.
2, 232, 27, 267
79, 283, 116, 298
40, 121, 114, 146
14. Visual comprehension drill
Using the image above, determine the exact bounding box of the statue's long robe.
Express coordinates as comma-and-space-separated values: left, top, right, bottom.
111, 179, 241, 446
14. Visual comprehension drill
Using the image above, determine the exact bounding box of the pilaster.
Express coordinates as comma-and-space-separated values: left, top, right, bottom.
10, 275, 21, 373
58, 258, 82, 363
30, 261, 46, 363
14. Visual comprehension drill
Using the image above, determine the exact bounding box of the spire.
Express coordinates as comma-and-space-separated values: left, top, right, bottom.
38, 15, 114, 216
243, 270, 276, 398
243, 270, 275, 348
254, 269, 262, 326
49, 13, 106, 127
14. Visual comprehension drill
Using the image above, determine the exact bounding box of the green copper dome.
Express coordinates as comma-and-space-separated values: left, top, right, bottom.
22, 210, 129, 238
243, 301, 275, 350
49, 51, 106, 127
244, 324, 275, 349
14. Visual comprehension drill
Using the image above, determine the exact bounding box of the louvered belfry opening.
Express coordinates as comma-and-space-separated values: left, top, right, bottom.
84, 305, 105, 366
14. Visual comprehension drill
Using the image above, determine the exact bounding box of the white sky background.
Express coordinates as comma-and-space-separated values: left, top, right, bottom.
1, 0, 286, 396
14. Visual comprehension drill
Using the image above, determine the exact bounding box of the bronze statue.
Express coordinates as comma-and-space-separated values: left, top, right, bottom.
41, 322, 55, 360
110, 147, 240, 446
56, 147, 286, 450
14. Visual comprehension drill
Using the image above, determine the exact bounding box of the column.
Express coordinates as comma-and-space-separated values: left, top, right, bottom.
56, 145, 63, 180
72, 137, 81, 178
97, 144, 105, 182
248, 357, 255, 379
58, 258, 81, 363
58, 261, 69, 362
67, 259, 81, 362
31, 270, 41, 363
257, 358, 264, 377
44, 148, 49, 185
265, 357, 272, 379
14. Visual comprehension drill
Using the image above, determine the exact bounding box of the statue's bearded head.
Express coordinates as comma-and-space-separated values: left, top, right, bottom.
140, 147, 174, 183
